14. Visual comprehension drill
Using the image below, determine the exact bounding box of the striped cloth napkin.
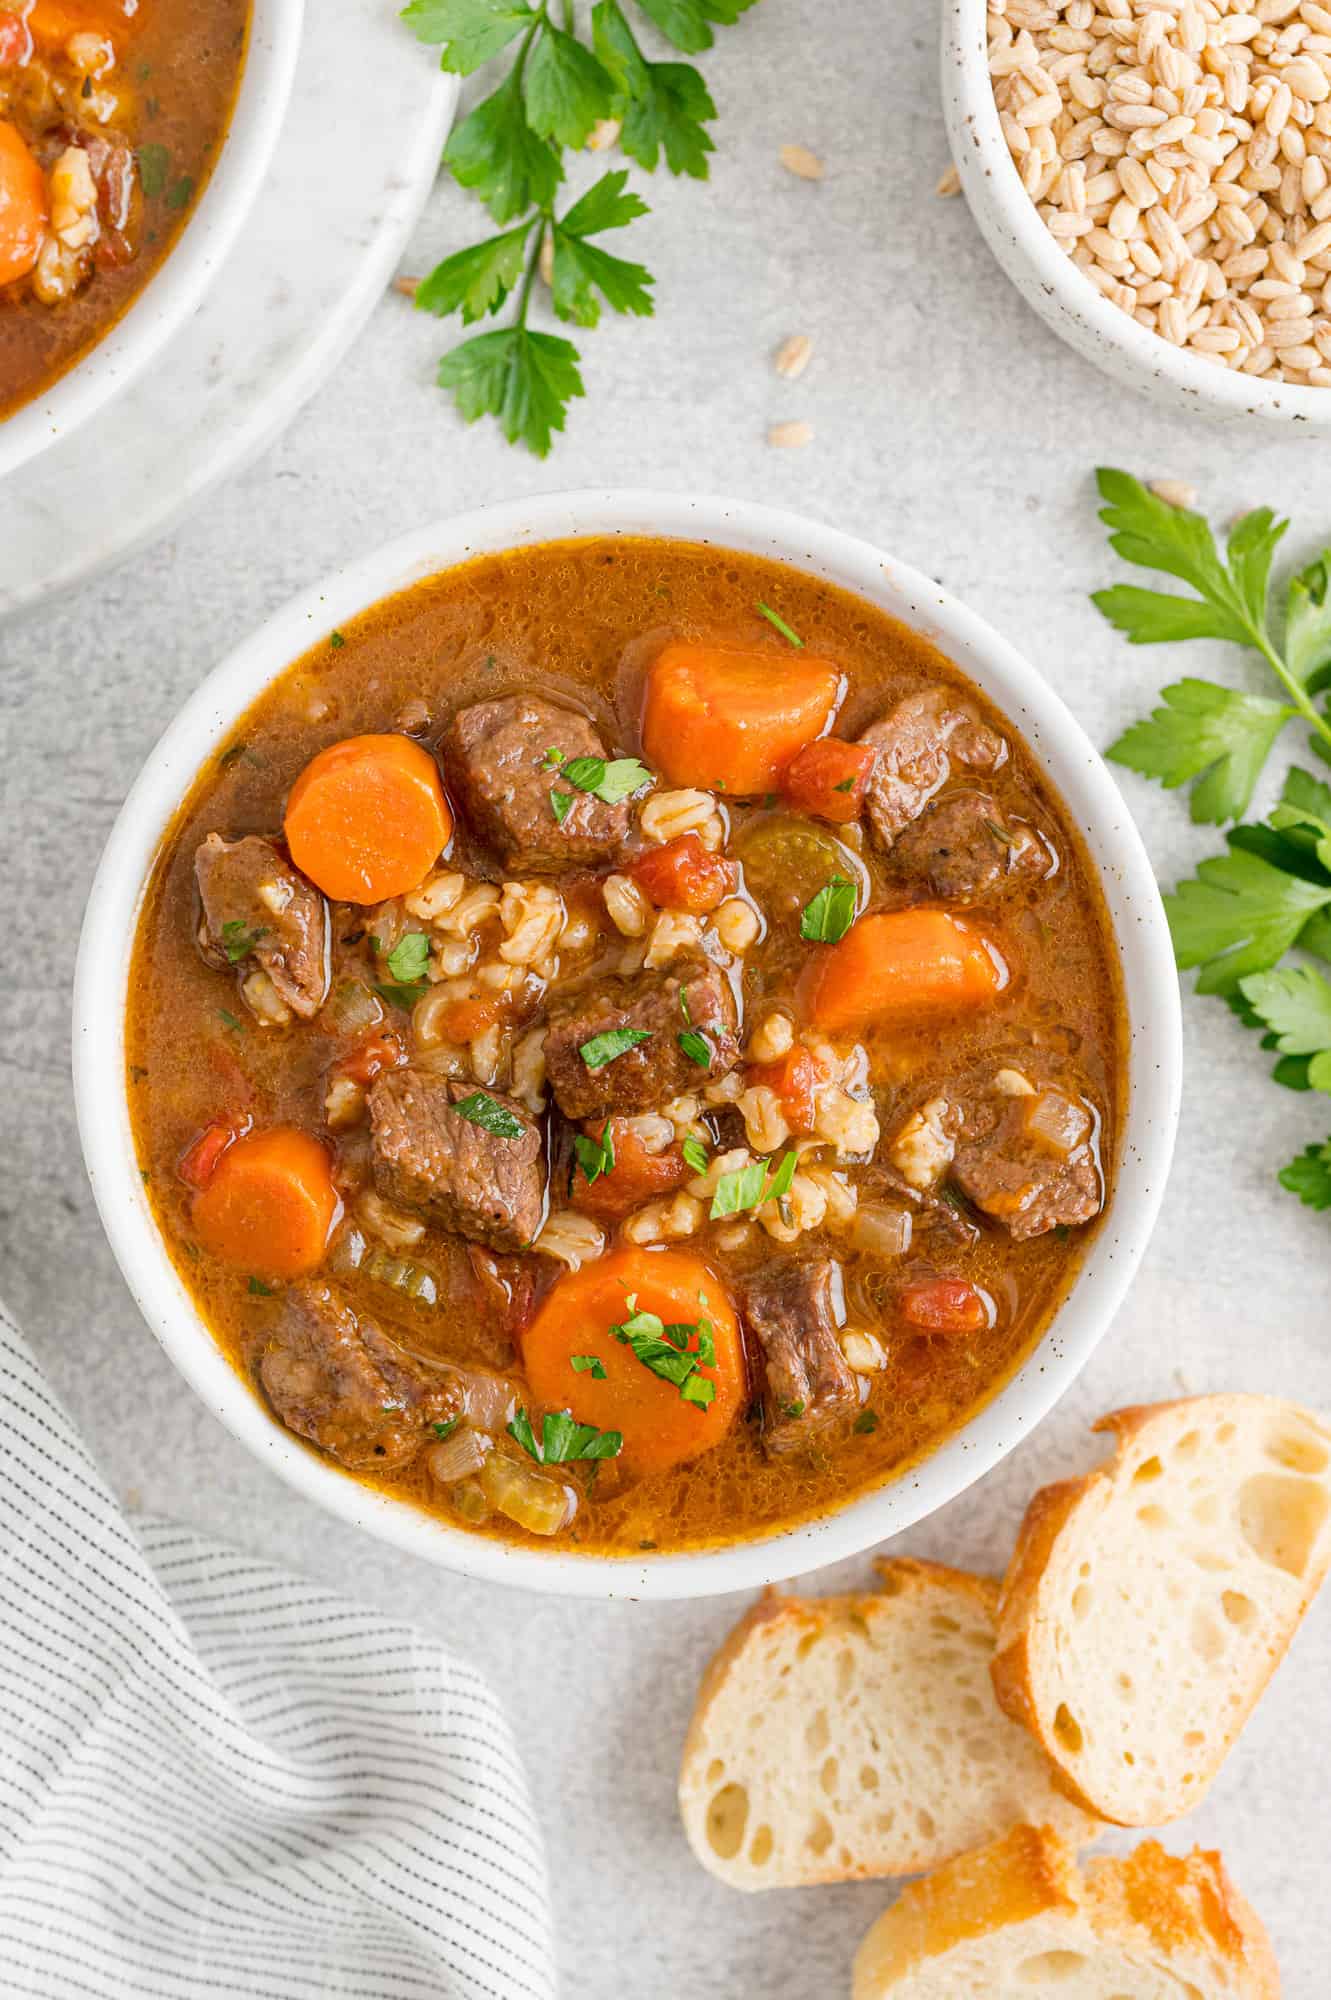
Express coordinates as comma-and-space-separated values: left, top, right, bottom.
0, 1300, 554, 2000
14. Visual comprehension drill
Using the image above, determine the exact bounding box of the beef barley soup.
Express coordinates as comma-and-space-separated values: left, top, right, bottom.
127, 538, 1127, 1558
0, 0, 249, 419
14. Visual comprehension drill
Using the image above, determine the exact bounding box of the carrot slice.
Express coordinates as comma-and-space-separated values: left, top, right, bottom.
801, 908, 1007, 1033
192, 1127, 339, 1279
641, 641, 842, 796
284, 734, 451, 903
0, 122, 47, 287
521, 1247, 746, 1477
27, 2, 135, 42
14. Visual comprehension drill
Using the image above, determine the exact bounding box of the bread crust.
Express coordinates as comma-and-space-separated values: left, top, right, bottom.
852, 1827, 1282, 1999
990, 1394, 1331, 1825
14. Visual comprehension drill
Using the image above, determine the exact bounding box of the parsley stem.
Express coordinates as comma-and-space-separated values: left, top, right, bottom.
1250, 627, 1331, 760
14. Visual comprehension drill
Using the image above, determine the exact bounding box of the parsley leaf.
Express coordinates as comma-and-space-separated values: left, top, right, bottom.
800, 875, 858, 943
376, 982, 431, 1010
509, 1406, 623, 1461
1238, 965, 1331, 1091
556, 748, 654, 802
579, 1026, 653, 1068
1165, 840, 1331, 993
1279, 1137, 1331, 1209
454, 1090, 528, 1137
220, 919, 267, 963
573, 1125, 615, 1185
443, 63, 562, 223
709, 1149, 798, 1220
681, 1134, 709, 1174
523, 24, 615, 148
414, 218, 537, 322
217, 1009, 245, 1033
634, 0, 758, 56
551, 170, 655, 327
755, 601, 803, 647
592, 0, 716, 178
137, 141, 169, 197
1284, 553, 1331, 692
550, 787, 574, 823
247, 1277, 275, 1297
402, 0, 537, 73
610, 1305, 715, 1404
1092, 469, 1284, 651
853, 1409, 879, 1435
678, 1027, 712, 1068
571, 1354, 608, 1377
432, 1417, 461, 1439
386, 932, 431, 983
437, 324, 584, 458
1107, 679, 1291, 825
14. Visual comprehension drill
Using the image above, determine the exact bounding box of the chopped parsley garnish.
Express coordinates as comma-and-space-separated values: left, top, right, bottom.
572, 1124, 615, 1186
709, 1148, 798, 1221
376, 983, 430, 1010
555, 753, 654, 804
681, 1135, 709, 1175
217, 1009, 245, 1033
137, 141, 170, 197
509, 1407, 623, 1463
386, 932, 431, 983
678, 1028, 712, 1068
571, 1354, 608, 1378
217, 741, 248, 770
432, 1418, 461, 1440
799, 875, 858, 944
455, 1090, 527, 1138
579, 1026, 653, 1069
329, 629, 346, 649
220, 919, 267, 963
247, 1277, 275, 1297
782, 1400, 805, 1421
834, 777, 855, 793
755, 601, 804, 648
854, 1409, 879, 1435
550, 787, 574, 824
609, 1300, 716, 1407
542, 746, 565, 768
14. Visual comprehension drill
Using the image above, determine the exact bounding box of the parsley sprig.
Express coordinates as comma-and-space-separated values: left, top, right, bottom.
1097, 473, 1331, 1216
1096, 469, 1331, 822
401, 0, 756, 453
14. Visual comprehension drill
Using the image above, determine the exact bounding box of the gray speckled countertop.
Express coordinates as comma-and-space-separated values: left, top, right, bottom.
2, 2, 1329, 1993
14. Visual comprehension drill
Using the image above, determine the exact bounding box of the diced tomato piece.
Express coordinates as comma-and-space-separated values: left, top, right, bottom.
569, 1117, 691, 1224
747, 1047, 819, 1133
437, 994, 510, 1043
335, 1028, 406, 1087
630, 834, 738, 914
178, 1120, 244, 1191
782, 738, 877, 823
0, 15, 31, 62
898, 1278, 991, 1336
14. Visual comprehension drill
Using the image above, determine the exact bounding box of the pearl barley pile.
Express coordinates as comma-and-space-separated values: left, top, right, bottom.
989, 0, 1331, 386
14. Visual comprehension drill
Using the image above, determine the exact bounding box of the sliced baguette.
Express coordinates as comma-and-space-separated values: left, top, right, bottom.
991, 1393, 1331, 1826
677, 1557, 1099, 1889
852, 1824, 1280, 2000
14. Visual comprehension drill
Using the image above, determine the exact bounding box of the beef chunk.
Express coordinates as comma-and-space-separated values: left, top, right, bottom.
195, 833, 329, 1018
445, 695, 631, 871
368, 1067, 546, 1252
885, 791, 1052, 905
259, 1283, 457, 1471
859, 690, 1006, 850
951, 1075, 1102, 1241
543, 958, 740, 1121
742, 1261, 859, 1456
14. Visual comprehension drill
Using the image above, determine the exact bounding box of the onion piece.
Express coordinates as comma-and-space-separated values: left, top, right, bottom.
851, 1202, 913, 1258
323, 979, 384, 1037
1023, 1091, 1092, 1159
479, 1453, 575, 1537
426, 1428, 491, 1485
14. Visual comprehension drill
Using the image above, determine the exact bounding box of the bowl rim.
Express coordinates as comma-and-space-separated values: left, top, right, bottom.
72, 490, 1183, 1601
944, 0, 1331, 425
0, 0, 305, 481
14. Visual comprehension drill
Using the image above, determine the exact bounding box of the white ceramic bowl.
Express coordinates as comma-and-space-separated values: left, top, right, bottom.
943, 0, 1331, 432
73, 493, 1182, 1601
0, 0, 303, 481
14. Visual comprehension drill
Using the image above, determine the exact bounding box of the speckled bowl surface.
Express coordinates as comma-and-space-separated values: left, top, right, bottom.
943, 0, 1331, 432
74, 493, 1181, 1600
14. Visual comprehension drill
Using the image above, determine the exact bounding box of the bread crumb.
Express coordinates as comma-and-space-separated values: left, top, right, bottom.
586, 117, 621, 153
768, 420, 814, 448
393, 275, 420, 299
936, 164, 961, 197
780, 143, 824, 181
